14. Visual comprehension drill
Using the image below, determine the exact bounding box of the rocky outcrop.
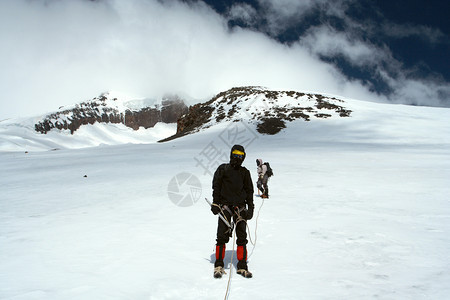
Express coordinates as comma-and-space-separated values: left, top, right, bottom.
160, 86, 352, 141
175, 103, 214, 135
123, 99, 187, 130
35, 95, 188, 134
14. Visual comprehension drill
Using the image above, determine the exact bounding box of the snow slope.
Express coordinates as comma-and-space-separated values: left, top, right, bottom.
0, 117, 176, 152
1, 98, 450, 299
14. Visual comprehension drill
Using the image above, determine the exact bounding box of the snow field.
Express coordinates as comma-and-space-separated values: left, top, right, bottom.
0, 120, 177, 152
1, 99, 450, 299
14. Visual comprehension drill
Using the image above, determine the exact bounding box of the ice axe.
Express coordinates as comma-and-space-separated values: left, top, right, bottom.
205, 198, 233, 230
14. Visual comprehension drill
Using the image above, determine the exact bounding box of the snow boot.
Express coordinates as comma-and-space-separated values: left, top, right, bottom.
214, 266, 226, 278
236, 245, 252, 278
237, 269, 253, 278
213, 244, 226, 278
261, 194, 269, 199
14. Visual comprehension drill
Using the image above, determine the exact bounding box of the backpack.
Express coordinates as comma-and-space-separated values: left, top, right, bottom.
264, 162, 273, 177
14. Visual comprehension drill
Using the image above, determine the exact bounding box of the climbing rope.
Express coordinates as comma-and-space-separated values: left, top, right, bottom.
209, 198, 265, 300
224, 199, 265, 299
224, 229, 235, 300
247, 198, 264, 258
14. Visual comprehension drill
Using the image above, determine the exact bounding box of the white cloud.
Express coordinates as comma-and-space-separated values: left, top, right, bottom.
300, 25, 383, 66
0, 0, 447, 120
299, 22, 450, 106
255, 0, 351, 36
255, 0, 318, 35
387, 75, 450, 107
381, 22, 445, 45
228, 3, 258, 26
257, 0, 325, 20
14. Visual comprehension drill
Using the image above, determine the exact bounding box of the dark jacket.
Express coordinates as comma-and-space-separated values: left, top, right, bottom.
212, 163, 254, 209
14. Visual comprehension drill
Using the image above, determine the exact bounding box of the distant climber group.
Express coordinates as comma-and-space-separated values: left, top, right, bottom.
210, 144, 272, 279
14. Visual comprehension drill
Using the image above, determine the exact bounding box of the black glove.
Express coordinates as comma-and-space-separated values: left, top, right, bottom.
245, 207, 254, 220
211, 204, 221, 215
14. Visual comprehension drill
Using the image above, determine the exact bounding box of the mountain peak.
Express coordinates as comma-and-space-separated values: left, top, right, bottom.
162, 86, 352, 141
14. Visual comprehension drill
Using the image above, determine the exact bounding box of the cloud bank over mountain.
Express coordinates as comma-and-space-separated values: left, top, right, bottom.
0, 0, 448, 120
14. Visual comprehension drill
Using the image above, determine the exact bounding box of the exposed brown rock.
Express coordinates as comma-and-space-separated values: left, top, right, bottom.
35, 95, 188, 134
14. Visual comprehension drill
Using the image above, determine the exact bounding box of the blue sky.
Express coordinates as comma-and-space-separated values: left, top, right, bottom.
201, 0, 449, 98
0, 0, 448, 119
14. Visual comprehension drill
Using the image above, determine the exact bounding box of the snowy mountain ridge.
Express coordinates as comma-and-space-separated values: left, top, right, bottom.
34, 92, 188, 134
1, 86, 355, 151
164, 86, 352, 141
1, 86, 448, 152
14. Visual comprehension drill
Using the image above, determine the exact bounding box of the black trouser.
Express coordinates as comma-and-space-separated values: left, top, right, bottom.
257, 175, 269, 196
215, 206, 248, 270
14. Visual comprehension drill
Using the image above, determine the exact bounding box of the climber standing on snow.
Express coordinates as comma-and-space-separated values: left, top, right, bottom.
211, 144, 254, 279
256, 158, 270, 198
